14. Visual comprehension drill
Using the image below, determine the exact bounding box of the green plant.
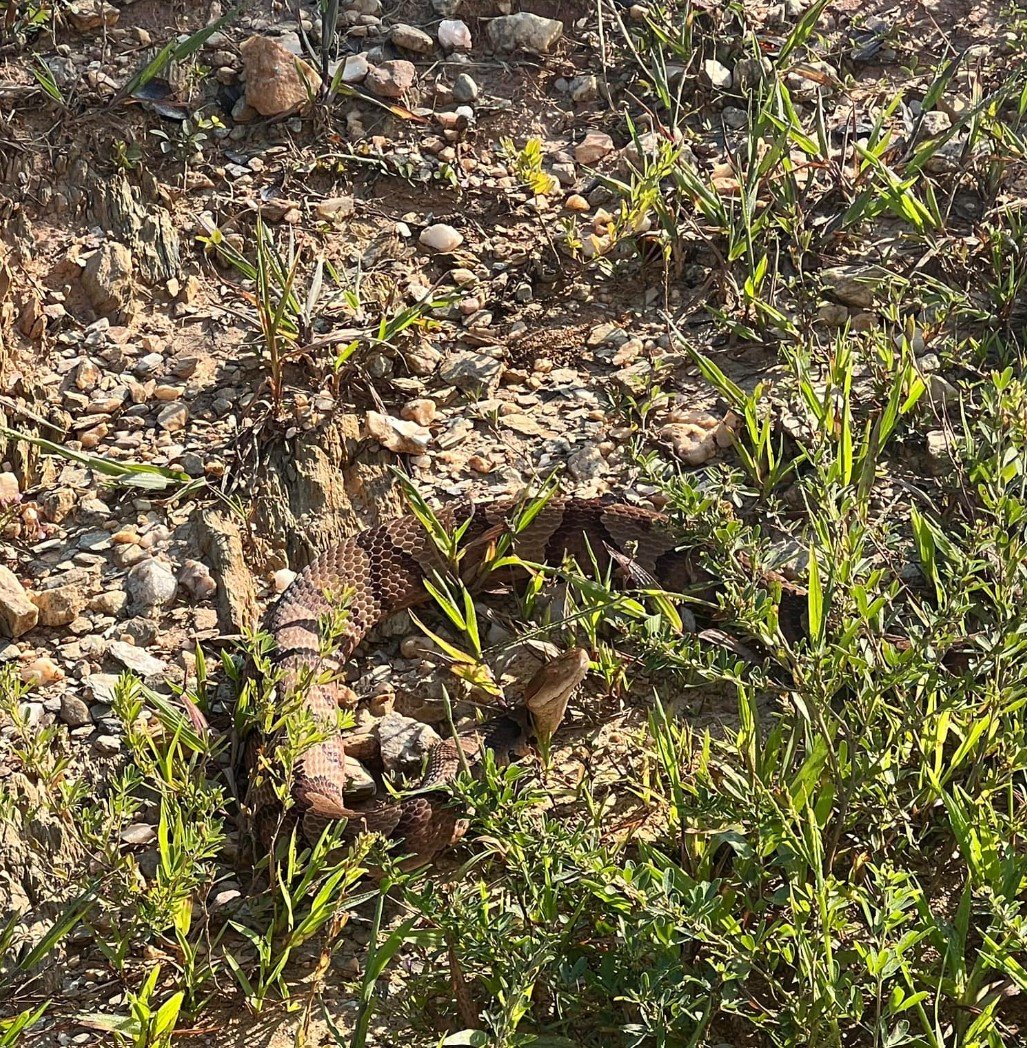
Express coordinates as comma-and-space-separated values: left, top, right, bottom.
149, 112, 223, 166
79, 965, 184, 1047
0, 425, 195, 492
500, 138, 559, 197
114, 139, 143, 171
118, 9, 240, 100
0, 1004, 47, 1046
198, 217, 455, 407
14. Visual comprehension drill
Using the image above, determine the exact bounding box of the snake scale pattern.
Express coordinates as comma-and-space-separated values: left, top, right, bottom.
247, 497, 696, 864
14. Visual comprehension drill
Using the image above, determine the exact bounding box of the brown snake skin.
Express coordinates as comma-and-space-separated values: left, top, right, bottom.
247, 497, 697, 865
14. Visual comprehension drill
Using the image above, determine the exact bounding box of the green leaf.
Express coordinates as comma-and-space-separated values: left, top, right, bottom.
16, 883, 98, 973
122, 8, 241, 98
0, 426, 192, 491
806, 547, 823, 640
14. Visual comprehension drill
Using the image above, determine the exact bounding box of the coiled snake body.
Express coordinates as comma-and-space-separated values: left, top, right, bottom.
247, 497, 695, 864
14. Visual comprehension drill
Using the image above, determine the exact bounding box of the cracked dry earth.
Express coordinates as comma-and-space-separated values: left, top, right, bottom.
0, 0, 1017, 1042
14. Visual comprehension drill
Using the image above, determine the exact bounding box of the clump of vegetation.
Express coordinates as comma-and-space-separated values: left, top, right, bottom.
198, 214, 456, 412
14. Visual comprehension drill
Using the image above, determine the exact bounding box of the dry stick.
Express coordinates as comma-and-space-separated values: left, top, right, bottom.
441, 684, 474, 781
448, 937, 481, 1030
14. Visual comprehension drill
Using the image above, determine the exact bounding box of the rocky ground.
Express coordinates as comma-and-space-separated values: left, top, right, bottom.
0, 0, 1021, 1043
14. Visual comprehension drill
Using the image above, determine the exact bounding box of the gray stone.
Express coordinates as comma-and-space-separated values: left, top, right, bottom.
926, 373, 957, 409
734, 56, 772, 94
344, 756, 378, 798
452, 72, 478, 102
86, 673, 121, 702
81, 241, 133, 317
78, 530, 113, 552
816, 302, 850, 327
334, 53, 369, 84
120, 823, 156, 845
125, 559, 177, 612
923, 137, 964, 175
722, 106, 747, 129
133, 351, 165, 377
60, 694, 92, 728
566, 441, 606, 481
567, 74, 598, 102
108, 640, 167, 678
487, 12, 563, 54
821, 266, 880, 308
439, 350, 504, 393
920, 110, 952, 137
391, 23, 434, 53
377, 711, 441, 774
925, 429, 954, 474
552, 162, 576, 186
703, 58, 732, 89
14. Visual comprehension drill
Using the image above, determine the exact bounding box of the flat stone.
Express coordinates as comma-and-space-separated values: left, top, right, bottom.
821, 266, 880, 308
500, 413, 546, 436
315, 195, 355, 220
365, 411, 432, 454
120, 823, 157, 845
157, 402, 188, 431
703, 58, 732, 89
574, 131, 615, 165
391, 23, 434, 53
108, 640, 167, 678
439, 350, 503, 393
86, 673, 121, 702
336, 53, 369, 83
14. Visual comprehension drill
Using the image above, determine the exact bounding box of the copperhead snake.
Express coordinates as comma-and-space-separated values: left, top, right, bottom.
245, 496, 704, 865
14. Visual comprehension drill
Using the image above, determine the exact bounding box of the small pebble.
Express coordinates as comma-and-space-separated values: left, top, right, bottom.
274, 568, 297, 593
401, 398, 437, 425
452, 72, 478, 102
22, 656, 63, 686
419, 223, 463, 253
438, 19, 471, 49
